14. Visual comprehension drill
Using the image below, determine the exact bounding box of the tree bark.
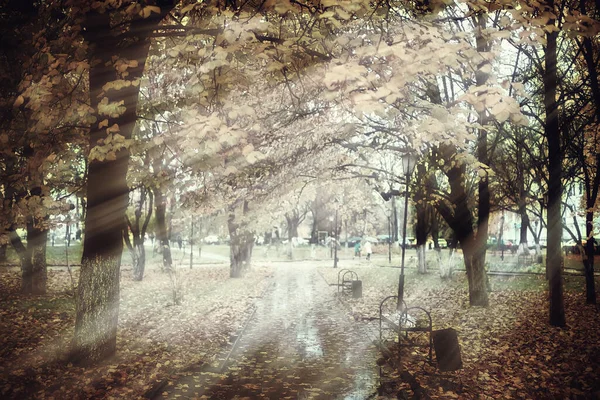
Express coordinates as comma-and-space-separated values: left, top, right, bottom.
472, 12, 490, 305
9, 229, 32, 293
435, 146, 489, 306
0, 244, 6, 263
228, 202, 254, 278
584, 212, 596, 304
73, 4, 174, 365
544, 11, 566, 326
28, 222, 47, 294
228, 219, 254, 278
415, 203, 428, 274
153, 187, 172, 272
579, 0, 599, 305
124, 188, 152, 281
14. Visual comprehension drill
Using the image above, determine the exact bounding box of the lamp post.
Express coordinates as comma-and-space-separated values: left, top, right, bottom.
334, 206, 339, 268
500, 212, 505, 261
388, 213, 392, 264
329, 215, 334, 259
397, 152, 418, 311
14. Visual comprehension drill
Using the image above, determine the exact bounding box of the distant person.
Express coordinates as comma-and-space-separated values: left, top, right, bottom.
354, 241, 361, 259
177, 235, 183, 250
364, 240, 372, 261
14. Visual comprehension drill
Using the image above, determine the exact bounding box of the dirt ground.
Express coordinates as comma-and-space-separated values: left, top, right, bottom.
1, 259, 599, 399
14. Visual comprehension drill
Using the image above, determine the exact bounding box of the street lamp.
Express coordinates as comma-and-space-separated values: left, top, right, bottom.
334, 205, 339, 268
500, 212, 505, 261
329, 215, 334, 259
397, 152, 418, 310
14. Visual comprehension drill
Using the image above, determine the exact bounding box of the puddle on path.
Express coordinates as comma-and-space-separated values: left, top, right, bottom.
296, 317, 324, 360
157, 264, 381, 399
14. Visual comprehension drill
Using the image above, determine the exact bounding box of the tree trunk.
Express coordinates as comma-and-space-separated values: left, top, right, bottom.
285, 215, 297, 260
518, 208, 530, 256
228, 204, 254, 278
392, 197, 399, 243
516, 145, 529, 255
229, 227, 254, 278
584, 211, 596, 304
415, 179, 428, 274
435, 146, 489, 307
132, 238, 145, 281
28, 223, 47, 294
579, 0, 599, 305
417, 245, 426, 273
9, 229, 32, 293
153, 187, 172, 273
73, 5, 174, 365
473, 12, 490, 305
0, 244, 6, 263
462, 241, 489, 306
544, 12, 566, 326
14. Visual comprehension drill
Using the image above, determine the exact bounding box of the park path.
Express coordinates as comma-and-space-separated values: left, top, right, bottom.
155, 263, 380, 399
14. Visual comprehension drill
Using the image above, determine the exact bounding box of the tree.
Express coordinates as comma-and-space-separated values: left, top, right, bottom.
72, 2, 177, 365
543, 0, 566, 327
123, 187, 153, 281
1, 0, 89, 294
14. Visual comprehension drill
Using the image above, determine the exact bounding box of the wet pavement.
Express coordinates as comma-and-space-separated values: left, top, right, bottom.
155, 263, 380, 399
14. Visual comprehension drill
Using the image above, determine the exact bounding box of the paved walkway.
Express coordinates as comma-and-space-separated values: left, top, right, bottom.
155, 263, 379, 399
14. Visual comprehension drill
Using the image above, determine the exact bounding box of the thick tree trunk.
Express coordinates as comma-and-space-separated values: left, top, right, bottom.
0, 244, 6, 263
473, 12, 490, 305
285, 215, 299, 260
29, 223, 47, 294
544, 16, 566, 327
518, 208, 530, 255
229, 229, 254, 278
436, 148, 489, 307
73, 5, 174, 365
9, 229, 33, 293
228, 205, 254, 278
462, 240, 489, 306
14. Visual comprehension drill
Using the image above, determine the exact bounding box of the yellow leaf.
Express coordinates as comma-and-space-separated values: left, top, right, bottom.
181, 4, 195, 13
99, 119, 109, 129
142, 5, 161, 18
14, 95, 24, 107
106, 124, 120, 133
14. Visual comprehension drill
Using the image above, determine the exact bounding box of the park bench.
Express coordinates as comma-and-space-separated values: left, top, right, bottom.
335, 269, 362, 298
517, 253, 535, 266
378, 295, 433, 363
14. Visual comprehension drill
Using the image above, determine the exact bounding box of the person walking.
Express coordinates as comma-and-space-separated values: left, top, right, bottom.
354, 241, 361, 259
364, 240, 372, 261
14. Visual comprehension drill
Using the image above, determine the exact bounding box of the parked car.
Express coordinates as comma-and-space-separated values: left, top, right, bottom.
528, 239, 547, 249
562, 239, 599, 255
427, 238, 448, 249
399, 237, 416, 249
203, 235, 220, 245
377, 234, 392, 244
